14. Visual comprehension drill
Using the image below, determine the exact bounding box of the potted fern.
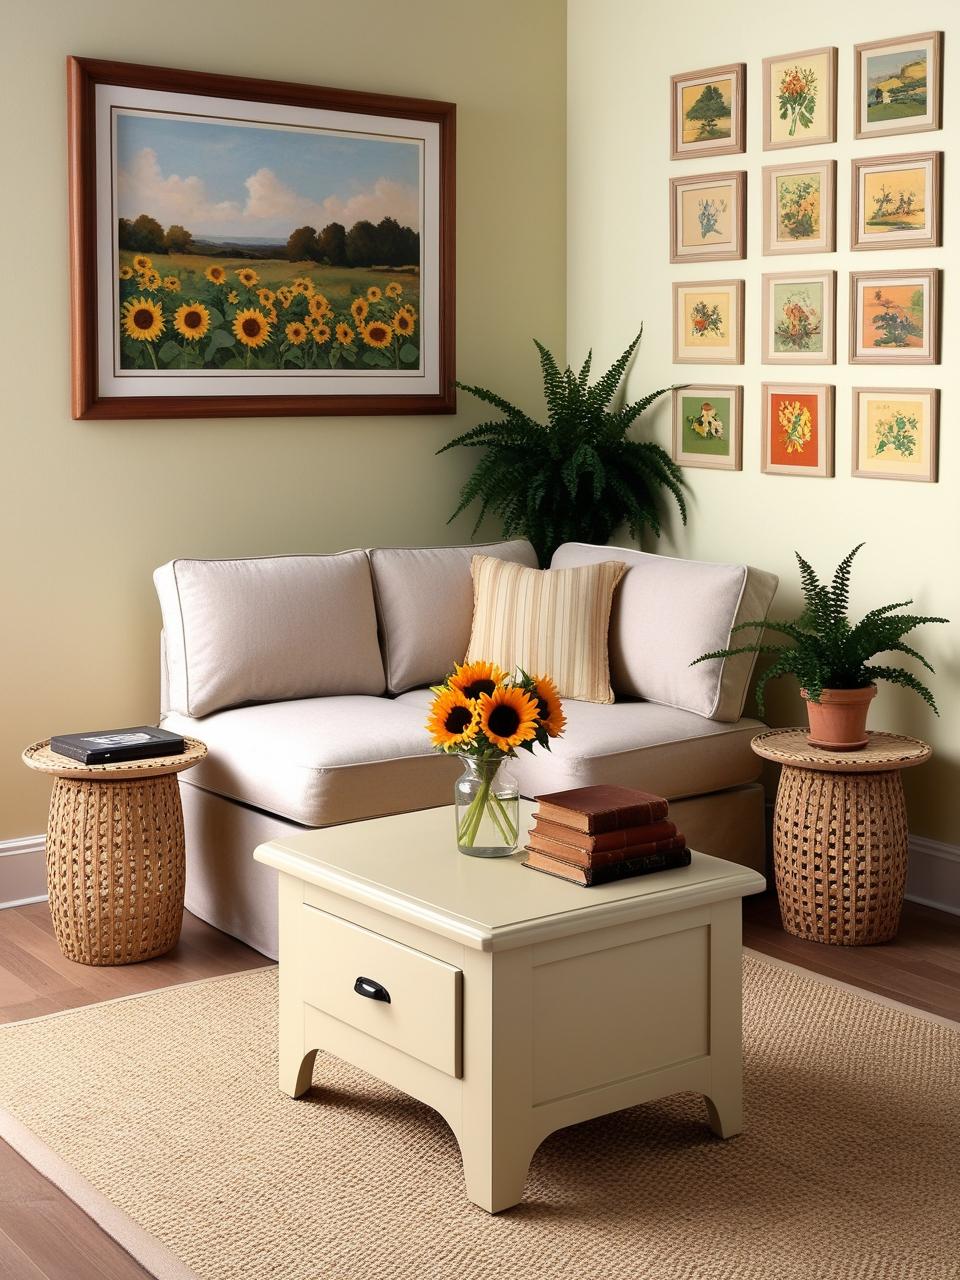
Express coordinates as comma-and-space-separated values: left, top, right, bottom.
693, 544, 948, 751
438, 332, 684, 566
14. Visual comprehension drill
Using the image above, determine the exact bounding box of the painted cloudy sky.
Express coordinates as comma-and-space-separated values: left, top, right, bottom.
116, 112, 421, 239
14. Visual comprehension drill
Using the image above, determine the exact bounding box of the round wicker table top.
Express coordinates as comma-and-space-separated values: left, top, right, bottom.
751, 728, 931, 774
22, 737, 207, 781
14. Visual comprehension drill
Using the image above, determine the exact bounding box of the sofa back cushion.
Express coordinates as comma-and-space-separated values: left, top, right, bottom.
154, 553, 385, 718
550, 543, 779, 721
369, 539, 538, 694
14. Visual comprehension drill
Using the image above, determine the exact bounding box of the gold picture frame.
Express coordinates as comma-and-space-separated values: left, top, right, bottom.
669, 171, 746, 263
670, 64, 746, 161
852, 387, 939, 482
849, 269, 940, 365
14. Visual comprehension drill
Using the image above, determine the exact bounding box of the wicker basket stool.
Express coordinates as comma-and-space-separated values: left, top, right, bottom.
751, 729, 931, 947
22, 738, 207, 965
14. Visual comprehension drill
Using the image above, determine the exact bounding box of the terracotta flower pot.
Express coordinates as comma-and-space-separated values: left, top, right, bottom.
801, 685, 877, 751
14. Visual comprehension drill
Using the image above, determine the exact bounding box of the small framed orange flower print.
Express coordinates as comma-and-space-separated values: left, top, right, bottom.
761, 383, 834, 477
762, 47, 837, 150
672, 280, 744, 364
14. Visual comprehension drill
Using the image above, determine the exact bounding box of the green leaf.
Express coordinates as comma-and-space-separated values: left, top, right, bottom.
399, 342, 419, 364
205, 328, 234, 359
329, 345, 341, 367
157, 340, 181, 364
362, 350, 392, 368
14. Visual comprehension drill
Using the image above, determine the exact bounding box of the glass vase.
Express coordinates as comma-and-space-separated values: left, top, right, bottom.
454, 755, 520, 858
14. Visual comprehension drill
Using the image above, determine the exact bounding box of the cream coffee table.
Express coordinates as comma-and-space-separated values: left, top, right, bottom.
254, 801, 765, 1213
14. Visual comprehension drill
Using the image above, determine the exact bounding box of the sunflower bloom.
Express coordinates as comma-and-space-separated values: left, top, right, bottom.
118, 265, 133, 280
351, 297, 368, 323
393, 308, 415, 337
292, 277, 314, 296
122, 297, 164, 342
308, 294, 331, 319
335, 322, 354, 346
205, 264, 227, 284
449, 660, 509, 703
361, 320, 393, 349
132, 254, 152, 272
138, 269, 162, 291
478, 687, 539, 752
385, 281, 403, 299
265, 305, 278, 324
173, 302, 211, 341
312, 321, 331, 345
367, 285, 382, 303
232, 308, 271, 349
529, 674, 566, 738
276, 287, 294, 309
426, 689, 480, 750
235, 267, 259, 287
162, 276, 181, 292
285, 321, 308, 346
227, 290, 239, 304
258, 287, 276, 307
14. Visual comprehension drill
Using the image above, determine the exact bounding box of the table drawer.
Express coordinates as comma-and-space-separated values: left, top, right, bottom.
300, 904, 462, 1077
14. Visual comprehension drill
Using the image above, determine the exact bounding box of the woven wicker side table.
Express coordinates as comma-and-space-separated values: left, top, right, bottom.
751, 729, 931, 946
22, 738, 207, 966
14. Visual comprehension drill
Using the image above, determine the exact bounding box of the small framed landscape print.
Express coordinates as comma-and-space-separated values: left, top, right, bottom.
762, 160, 836, 255
670, 64, 746, 161
852, 388, 939, 482
850, 270, 940, 364
762, 271, 836, 365
672, 280, 744, 365
669, 171, 746, 263
855, 32, 943, 140
671, 385, 743, 471
851, 152, 941, 251
761, 383, 834, 477
762, 47, 837, 150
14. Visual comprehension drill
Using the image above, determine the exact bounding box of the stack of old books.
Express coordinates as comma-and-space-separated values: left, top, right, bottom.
522, 784, 691, 886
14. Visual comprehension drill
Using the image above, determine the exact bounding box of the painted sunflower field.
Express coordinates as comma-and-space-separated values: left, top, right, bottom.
117, 254, 420, 372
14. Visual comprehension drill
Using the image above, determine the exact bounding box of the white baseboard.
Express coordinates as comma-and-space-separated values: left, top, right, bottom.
0, 835, 47, 908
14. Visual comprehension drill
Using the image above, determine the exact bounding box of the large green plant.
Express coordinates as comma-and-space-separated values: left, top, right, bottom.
693, 544, 948, 714
438, 333, 684, 566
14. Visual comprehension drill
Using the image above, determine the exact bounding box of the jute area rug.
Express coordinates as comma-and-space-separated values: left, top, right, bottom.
0, 953, 957, 1280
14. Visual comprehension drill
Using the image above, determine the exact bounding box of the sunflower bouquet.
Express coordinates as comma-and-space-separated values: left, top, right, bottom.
426, 661, 565, 855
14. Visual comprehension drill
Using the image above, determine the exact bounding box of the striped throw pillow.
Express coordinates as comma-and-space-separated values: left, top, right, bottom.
464, 554, 627, 703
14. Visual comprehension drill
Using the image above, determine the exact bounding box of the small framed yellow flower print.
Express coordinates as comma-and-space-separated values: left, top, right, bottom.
762, 160, 836, 255
852, 388, 939, 483
761, 383, 834, 477
762, 47, 837, 150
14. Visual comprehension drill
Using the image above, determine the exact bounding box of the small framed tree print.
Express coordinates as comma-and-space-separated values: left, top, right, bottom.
671, 385, 743, 471
762, 271, 836, 365
670, 64, 746, 161
852, 388, 939, 482
672, 280, 744, 364
855, 32, 943, 140
850, 270, 940, 364
670, 172, 746, 263
762, 47, 837, 150
851, 153, 942, 250
761, 383, 834, 477
762, 160, 836, 255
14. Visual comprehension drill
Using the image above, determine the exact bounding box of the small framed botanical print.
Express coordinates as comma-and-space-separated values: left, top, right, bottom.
851, 152, 942, 250
671, 385, 743, 470
854, 32, 943, 140
761, 383, 834, 477
670, 64, 746, 161
673, 280, 744, 364
762, 160, 836, 255
762, 271, 836, 365
849, 270, 940, 364
852, 388, 939, 482
762, 47, 837, 150
670, 172, 746, 263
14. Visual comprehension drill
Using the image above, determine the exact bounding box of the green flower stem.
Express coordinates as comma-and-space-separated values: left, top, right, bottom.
146, 343, 158, 370
489, 791, 519, 844
457, 764, 518, 848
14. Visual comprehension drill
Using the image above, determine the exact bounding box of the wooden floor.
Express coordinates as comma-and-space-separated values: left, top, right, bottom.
0, 895, 957, 1279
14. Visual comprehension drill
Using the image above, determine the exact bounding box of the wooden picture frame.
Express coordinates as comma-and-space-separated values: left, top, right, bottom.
849, 269, 940, 365
670, 64, 746, 161
852, 387, 939, 482
851, 152, 942, 251
762, 159, 836, 255
762, 270, 836, 365
761, 382, 834, 477
854, 31, 943, 140
669, 171, 746, 263
671, 385, 743, 471
67, 56, 456, 420
672, 280, 744, 365
762, 47, 837, 150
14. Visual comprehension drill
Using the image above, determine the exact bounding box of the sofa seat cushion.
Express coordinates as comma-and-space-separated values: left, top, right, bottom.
395, 689, 764, 801
162, 697, 459, 828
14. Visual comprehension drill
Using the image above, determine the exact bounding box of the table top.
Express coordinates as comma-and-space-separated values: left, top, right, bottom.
22, 738, 207, 780
751, 728, 932, 774
254, 799, 766, 952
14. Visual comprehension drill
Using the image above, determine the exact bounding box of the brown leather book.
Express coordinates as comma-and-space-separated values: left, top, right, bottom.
527, 830, 687, 870
522, 845, 691, 886
532, 816, 677, 853
534, 784, 669, 834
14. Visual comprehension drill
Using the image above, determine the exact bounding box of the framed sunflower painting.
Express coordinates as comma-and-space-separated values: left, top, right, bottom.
67, 57, 456, 419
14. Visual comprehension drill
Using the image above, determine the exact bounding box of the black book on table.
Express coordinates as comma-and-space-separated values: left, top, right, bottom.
49, 726, 185, 765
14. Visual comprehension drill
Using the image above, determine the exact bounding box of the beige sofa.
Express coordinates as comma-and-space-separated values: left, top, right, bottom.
155, 540, 778, 957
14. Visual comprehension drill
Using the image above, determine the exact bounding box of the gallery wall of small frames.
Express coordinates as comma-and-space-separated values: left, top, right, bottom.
668, 32, 943, 484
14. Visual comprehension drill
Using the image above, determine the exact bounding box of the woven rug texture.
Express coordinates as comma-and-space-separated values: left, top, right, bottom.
0, 955, 957, 1280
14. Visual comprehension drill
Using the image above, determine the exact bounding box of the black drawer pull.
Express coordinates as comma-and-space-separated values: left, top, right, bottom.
354, 976, 391, 1004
